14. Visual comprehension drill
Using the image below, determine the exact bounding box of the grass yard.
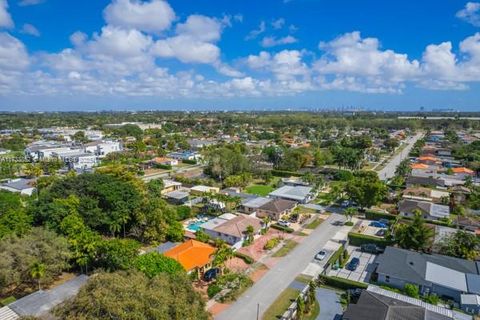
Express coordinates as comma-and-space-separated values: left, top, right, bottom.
305, 218, 324, 229
246, 184, 274, 196
304, 300, 320, 320
272, 240, 298, 258
262, 288, 300, 320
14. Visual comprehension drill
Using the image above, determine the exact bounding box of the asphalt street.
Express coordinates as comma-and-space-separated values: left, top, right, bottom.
215, 213, 346, 320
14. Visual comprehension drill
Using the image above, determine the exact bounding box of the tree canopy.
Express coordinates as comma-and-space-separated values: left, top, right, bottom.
345, 171, 387, 209
54, 271, 208, 320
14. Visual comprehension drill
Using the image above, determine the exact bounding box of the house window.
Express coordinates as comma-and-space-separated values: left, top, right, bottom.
385, 275, 390, 283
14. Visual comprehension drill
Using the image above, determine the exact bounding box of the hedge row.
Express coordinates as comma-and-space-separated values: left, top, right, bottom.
182, 159, 197, 165
348, 232, 392, 248
154, 164, 172, 170
234, 251, 254, 264
271, 223, 295, 233
271, 169, 304, 177
327, 245, 345, 265
318, 275, 368, 290
365, 210, 397, 221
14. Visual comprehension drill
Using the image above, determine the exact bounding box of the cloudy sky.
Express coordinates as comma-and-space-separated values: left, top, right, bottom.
0, 0, 480, 111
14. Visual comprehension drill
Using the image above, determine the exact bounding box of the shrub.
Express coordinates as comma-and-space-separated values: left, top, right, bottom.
271, 224, 294, 233
365, 210, 397, 221
344, 221, 354, 226
271, 169, 303, 177
264, 238, 280, 250
425, 294, 439, 305
404, 283, 420, 298
318, 275, 368, 290
348, 232, 392, 248
207, 284, 222, 298
234, 251, 254, 264
182, 159, 197, 165
0, 296, 16, 306
154, 164, 172, 170
327, 246, 344, 265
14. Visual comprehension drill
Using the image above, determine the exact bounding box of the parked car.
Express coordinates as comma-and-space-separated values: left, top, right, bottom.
314, 250, 327, 261
278, 220, 291, 227
360, 244, 384, 254
203, 268, 220, 282
378, 219, 390, 225
376, 229, 386, 237
369, 221, 388, 228
346, 257, 360, 271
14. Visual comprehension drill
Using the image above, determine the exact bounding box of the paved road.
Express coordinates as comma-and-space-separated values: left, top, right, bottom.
377, 132, 424, 181
215, 213, 346, 320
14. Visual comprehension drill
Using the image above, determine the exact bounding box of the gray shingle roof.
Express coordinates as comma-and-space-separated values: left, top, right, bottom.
269, 185, 312, 201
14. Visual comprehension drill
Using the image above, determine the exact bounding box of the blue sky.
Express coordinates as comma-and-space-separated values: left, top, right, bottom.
0, 0, 480, 111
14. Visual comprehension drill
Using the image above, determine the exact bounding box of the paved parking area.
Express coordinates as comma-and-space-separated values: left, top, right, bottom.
357, 220, 385, 237
328, 247, 376, 283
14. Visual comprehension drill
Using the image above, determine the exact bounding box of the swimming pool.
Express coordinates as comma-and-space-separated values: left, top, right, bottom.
185, 215, 213, 232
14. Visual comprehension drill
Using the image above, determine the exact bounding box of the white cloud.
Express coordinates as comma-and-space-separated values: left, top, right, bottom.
0, 32, 29, 93
247, 49, 310, 81
0, 0, 13, 28
245, 21, 266, 40
271, 18, 285, 29
261, 35, 298, 47
153, 35, 220, 64
104, 0, 175, 33
456, 2, 480, 27
175, 15, 222, 42
21, 23, 40, 36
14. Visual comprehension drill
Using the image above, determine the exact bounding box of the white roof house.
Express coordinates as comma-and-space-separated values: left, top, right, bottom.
269, 185, 314, 203
0, 178, 36, 196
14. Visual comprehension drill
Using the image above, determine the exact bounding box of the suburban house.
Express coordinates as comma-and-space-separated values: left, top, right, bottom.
167, 151, 201, 161
402, 187, 450, 203
256, 198, 297, 220
398, 199, 450, 221
201, 214, 263, 248
190, 185, 220, 196
25, 143, 75, 161
406, 176, 445, 188
163, 239, 216, 275
161, 179, 182, 195
83, 140, 122, 158
151, 157, 178, 167
450, 186, 471, 205
164, 190, 189, 205
269, 185, 315, 204
0, 178, 36, 196
239, 197, 273, 215
343, 287, 455, 320
375, 247, 480, 309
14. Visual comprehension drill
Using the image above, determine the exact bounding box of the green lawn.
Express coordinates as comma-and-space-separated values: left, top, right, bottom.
245, 184, 274, 196
262, 288, 300, 320
305, 218, 324, 229
272, 240, 298, 257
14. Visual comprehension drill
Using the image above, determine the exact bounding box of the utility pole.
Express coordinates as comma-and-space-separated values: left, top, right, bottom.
256, 303, 260, 320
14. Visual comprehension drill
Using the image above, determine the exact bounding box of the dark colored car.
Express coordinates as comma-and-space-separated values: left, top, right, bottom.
203, 268, 220, 282
360, 244, 384, 254
346, 257, 360, 271
376, 229, 386, 237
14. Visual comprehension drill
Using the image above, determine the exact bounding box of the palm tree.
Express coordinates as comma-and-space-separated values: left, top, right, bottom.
30, 261, 46, 291
344, 207, 356, 222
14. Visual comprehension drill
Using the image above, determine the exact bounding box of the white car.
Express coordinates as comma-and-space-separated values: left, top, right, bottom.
278, 220, 291, 227
314, 250, 327, 261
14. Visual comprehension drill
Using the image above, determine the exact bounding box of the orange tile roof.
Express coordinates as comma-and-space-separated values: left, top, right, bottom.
410, 163, 429, 169
452, 167, 474, 174
418, 156, 438, 162
164, 240, 216, 271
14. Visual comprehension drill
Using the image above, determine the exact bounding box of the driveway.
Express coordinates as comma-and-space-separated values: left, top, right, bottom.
377, 132, 424, 181
215, 213, 347, 320
328, 247, 376, 283
315, 288, 342, 320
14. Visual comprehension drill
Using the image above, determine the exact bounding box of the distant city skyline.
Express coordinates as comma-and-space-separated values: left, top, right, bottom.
0, 0, 480, 110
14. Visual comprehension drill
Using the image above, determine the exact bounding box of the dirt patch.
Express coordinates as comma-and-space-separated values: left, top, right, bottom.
225, 257, 249, 273
208, 301, 231, 316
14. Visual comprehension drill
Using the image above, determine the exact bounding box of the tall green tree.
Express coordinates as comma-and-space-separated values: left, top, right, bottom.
438, 230, 479, 260
394, 212, 434, 252
345, 171, 387, 210
30, 261, 46, 290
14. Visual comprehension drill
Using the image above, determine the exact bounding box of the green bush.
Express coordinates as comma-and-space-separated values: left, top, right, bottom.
318, 275, 368, 290
0, 296, 16, 306
404, 283, 420, 298
344, 221, 354, 226
425, 294, 439, 305
271, 169, 303, 177
271, 224, 294, 233
348, 232, 392, 248
234, 251, 254, 264
365, 210, 397, 221
154, 163, 172, 170
264, 237, 280, 250
327, 246, 344, 265
207, 284, 222, 298
182, 159, 197, 165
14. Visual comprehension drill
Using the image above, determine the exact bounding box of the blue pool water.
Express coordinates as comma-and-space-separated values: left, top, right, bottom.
187, 221, 204, 232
